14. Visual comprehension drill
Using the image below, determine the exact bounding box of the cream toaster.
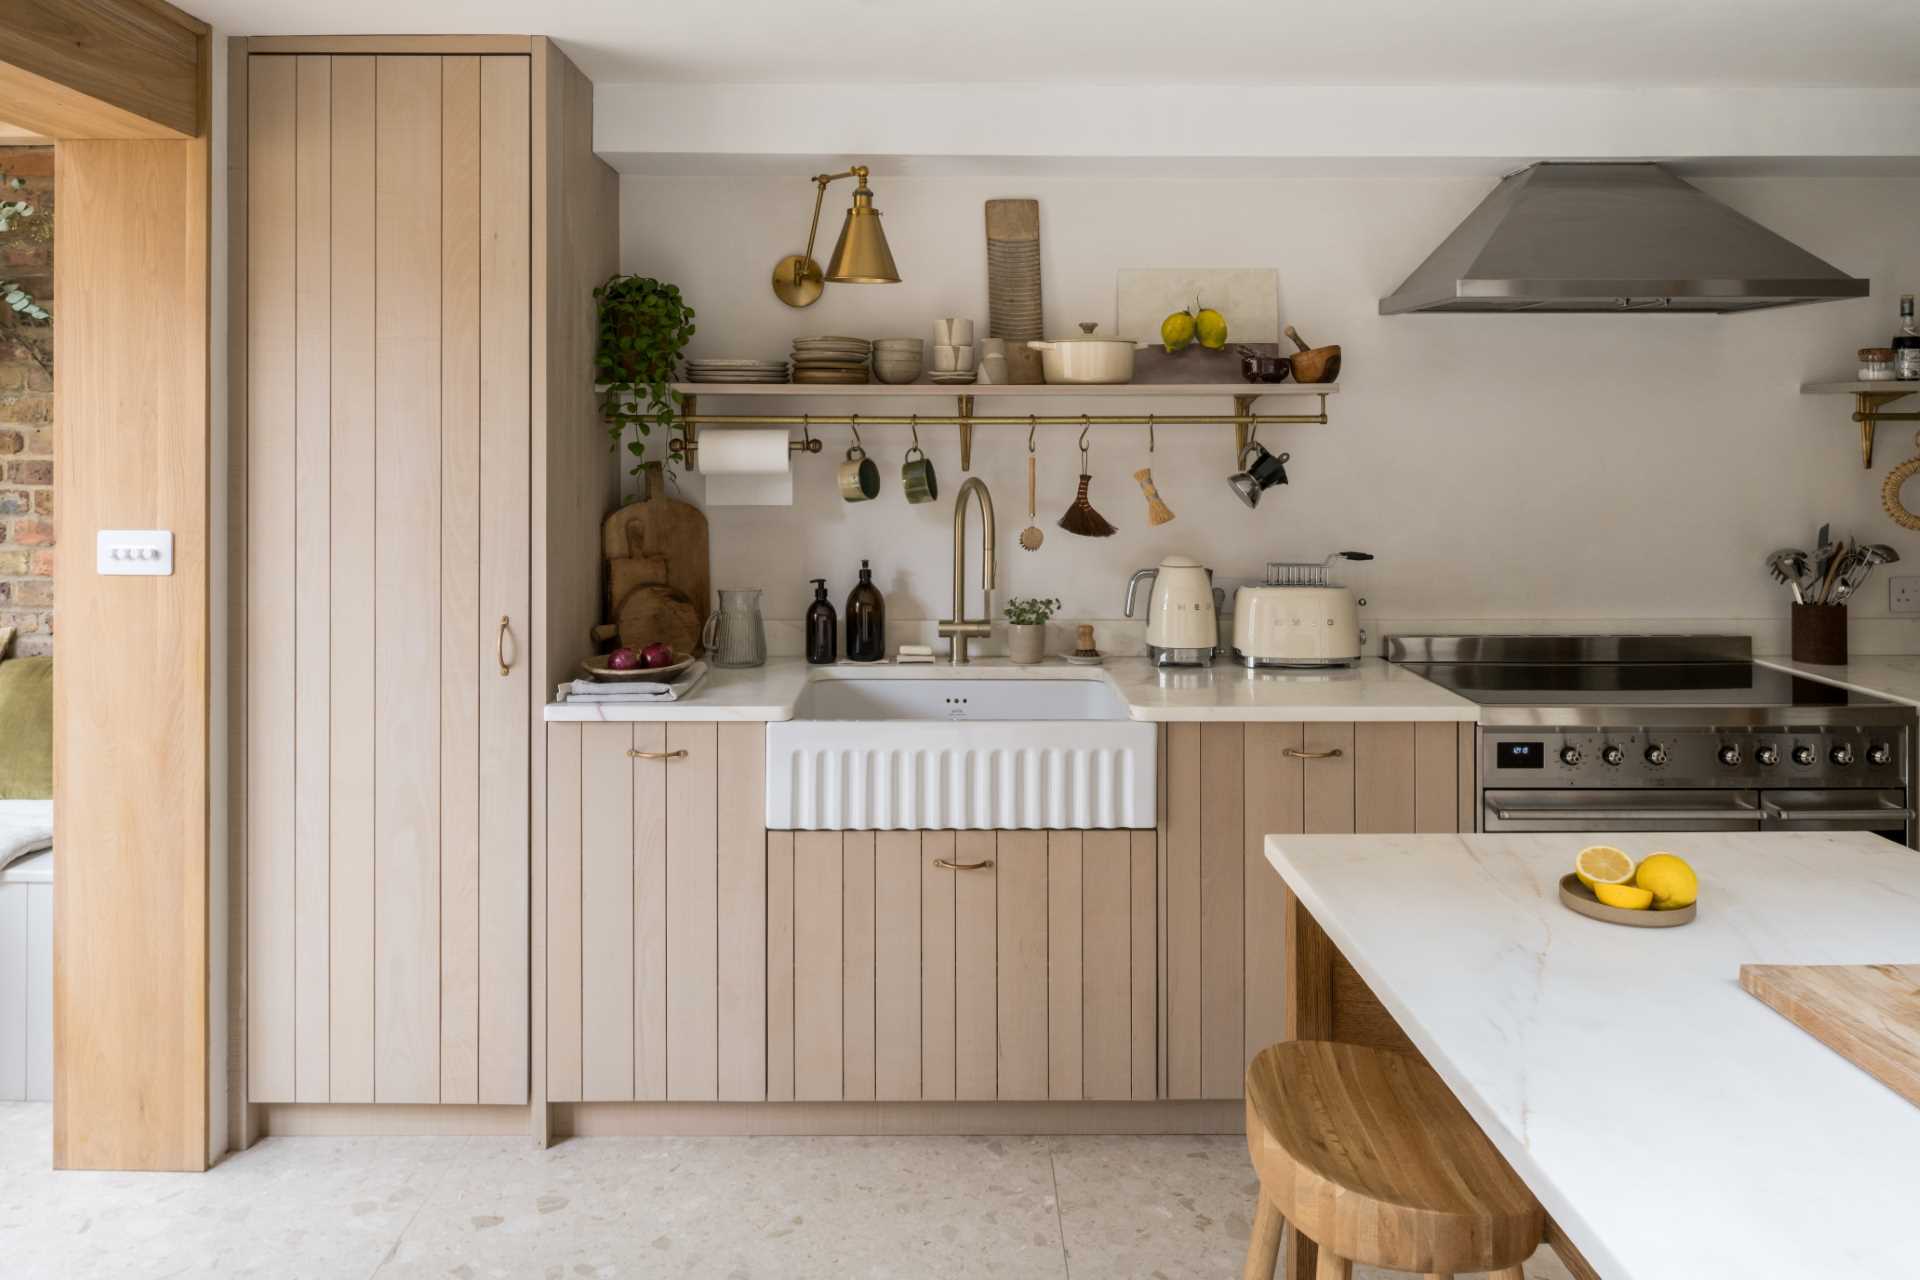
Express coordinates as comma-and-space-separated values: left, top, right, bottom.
1232, 552, 1373, 668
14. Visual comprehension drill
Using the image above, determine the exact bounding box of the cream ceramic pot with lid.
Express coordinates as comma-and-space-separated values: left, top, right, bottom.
1124, 554, 1217, 666
1029, 322, 1140, 384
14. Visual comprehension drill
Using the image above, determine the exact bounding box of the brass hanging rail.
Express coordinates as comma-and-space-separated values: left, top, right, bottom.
668, 393, 1328, 470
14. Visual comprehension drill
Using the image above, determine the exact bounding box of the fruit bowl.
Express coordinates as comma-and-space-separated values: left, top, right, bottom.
579, 649, 696, 683
1558, 873, 1696, 928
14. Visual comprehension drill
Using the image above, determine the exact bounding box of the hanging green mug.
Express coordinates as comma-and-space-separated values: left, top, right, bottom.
902, 445, 938, 504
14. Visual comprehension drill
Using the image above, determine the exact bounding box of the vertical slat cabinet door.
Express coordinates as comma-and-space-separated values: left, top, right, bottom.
372, 53, 444, 1103
633, 724, 669, 1100
920, 831, 958, 1101
952, 831, 997, 1100
1244, 723, 1304, 1068
1130, 831, 1157, 1099
291, 53, 333, 1105
1413, 721, 1462, 833
1079, 832, 1130, 1101
326, 54, 378, 1105
997, 831, 1048, 1100
1162, 722, 1201, 1098
245, 53, 297, 1105
545, 724, 583, 1103
436, 53, 482, 1109
792, 833, 844, 1100
665, 723, 718, 1100
1302, 723, 1357, 834
580, 724, 636, 1100
475, 53, 533, 1105
1047, 832, 1084, 1100
1355, 723, 1417, 833
1198, 724, 1246, 1099
841, 831, 877, 1101
716, 723, 767, 1101
766, 832, 795, 1101
873, 832, 921, 1100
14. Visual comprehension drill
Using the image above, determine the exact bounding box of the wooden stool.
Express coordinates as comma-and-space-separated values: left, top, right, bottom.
1242, 1041, 1544, 1280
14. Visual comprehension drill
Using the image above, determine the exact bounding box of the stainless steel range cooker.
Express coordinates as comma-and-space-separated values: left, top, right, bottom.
1388, 635, 1916, 844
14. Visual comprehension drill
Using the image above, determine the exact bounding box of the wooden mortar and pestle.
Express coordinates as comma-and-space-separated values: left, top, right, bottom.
1283, 324, 1342, 384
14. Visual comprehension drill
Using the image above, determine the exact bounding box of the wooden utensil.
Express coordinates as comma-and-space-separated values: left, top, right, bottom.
1283, 324, 1342, 384
1557, 874, 1695, 928
986, 198, 1045, 385
1020, 451, 1044, 551
602, 462, 711, 647
615, 582, 702, 658
1740, 964, 1920, 1108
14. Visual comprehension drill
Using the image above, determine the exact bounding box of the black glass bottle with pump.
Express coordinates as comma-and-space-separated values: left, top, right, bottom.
805, 578, 838, 665
845, 560, 886, 662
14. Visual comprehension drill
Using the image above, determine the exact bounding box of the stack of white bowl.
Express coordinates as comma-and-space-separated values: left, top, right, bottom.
930, 317, 977, 385
872, 338, 925, 385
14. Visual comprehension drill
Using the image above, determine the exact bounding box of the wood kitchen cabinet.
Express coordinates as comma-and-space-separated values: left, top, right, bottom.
545, 722, 767, 1102
1160, 721, 1473, 1100
766, 829, 1157, 1103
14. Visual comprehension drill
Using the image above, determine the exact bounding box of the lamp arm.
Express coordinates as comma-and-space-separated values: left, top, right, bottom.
798, 166, 870, 271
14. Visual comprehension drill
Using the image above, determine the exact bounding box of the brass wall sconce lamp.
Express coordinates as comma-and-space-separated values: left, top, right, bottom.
771, 164, 901, 307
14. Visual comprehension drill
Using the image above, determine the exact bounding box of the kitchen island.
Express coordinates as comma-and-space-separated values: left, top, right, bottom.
1263, 830, 1920, 1279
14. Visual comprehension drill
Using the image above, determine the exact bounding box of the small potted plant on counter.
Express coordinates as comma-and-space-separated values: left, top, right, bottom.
1003, 596, 1061, 665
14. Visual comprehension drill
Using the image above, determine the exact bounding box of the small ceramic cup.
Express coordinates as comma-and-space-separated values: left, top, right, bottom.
932, 317, 974, 347
977, 353, 1009, 384
901, 445, 938, 504
931, 344, 960, 372
979, 337, 1007, 357
953, 345, 978, 372
839, 444, 879, 502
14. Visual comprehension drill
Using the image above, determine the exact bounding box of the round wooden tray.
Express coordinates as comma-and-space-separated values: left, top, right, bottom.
579, 650, 695, 683
1558, 873, 1695, 928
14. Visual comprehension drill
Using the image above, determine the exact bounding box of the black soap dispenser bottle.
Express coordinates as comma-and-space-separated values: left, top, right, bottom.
845, 560, 886, 663
806, 578, 838, 665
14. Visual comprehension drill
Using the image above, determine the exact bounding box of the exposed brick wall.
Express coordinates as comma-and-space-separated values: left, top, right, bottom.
0, 146, 51, 656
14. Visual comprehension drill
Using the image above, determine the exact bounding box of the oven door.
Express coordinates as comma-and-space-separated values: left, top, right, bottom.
1760, 789, 1914, 846
1483, 788, 1762, 832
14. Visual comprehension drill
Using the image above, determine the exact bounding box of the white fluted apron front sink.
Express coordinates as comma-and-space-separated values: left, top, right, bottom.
766, 675, 1156, 830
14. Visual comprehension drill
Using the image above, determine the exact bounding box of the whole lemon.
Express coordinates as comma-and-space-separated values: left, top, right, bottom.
1634, 852, 1698, 910
1160, 309, 1196, 352
1195, 307, 1228, 350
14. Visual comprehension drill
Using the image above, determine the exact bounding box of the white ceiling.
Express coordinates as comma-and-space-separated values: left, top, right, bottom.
192, 0, 1920, 88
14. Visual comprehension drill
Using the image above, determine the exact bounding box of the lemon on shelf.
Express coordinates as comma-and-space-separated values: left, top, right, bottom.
1635, 852, 1699, 910
1592, 882, 1654, 910
1574, 845, 1635, 890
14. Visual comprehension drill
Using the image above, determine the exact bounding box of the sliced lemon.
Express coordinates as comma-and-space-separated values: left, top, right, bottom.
1636, 852, 1698, 910
1592, 882, 1654, 910
1575, 845, 1635, 890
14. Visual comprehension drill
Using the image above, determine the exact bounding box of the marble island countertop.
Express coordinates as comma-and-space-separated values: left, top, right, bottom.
1757, 653, 1920, 706
543, 656, 1479, 722
1265, 830, 1920, 1280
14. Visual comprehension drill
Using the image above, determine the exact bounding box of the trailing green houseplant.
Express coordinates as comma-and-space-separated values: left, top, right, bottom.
593, 274, 695, 477
0, 167, 49, 372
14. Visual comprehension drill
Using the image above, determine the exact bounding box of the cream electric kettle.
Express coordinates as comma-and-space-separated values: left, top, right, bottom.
1124, 554, 1218, 667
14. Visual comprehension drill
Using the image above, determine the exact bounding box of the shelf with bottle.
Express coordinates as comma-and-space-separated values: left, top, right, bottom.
1801, 294, 1920, 468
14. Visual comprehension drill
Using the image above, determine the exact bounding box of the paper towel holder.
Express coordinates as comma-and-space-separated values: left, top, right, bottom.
669, 397, 824, 470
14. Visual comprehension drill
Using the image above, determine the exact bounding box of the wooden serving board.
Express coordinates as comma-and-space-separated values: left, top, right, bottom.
1739, 963, 1920, 1108
601, 465, 710, 646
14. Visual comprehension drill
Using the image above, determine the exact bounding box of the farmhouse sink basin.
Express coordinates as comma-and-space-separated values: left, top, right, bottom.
766, 675, 1156, 831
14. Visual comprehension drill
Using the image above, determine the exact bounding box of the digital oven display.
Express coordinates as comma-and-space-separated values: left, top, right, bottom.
1496, 741, 1546, 769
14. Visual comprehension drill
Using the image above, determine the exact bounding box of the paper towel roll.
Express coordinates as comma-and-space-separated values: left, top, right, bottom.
699, 428, 793, 507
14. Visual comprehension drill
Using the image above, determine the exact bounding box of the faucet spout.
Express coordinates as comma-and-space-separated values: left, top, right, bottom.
938, 477, 996, 665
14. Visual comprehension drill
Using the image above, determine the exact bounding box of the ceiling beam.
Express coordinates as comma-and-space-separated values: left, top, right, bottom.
0, 0, 205, 140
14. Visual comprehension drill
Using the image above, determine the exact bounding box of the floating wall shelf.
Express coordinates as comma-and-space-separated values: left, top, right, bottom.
663, 381, 1338, 470
1801, 381, 1920, 468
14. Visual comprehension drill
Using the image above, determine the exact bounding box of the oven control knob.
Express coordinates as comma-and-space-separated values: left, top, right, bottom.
1600, 744, 1624, 766
1559, 746, 1582, 766
1791, 744, 1816, 767
1644, 744, 1668, 767
1868, 742, 1893, 767
1830, 743, 1855, 767
1755, 745, 1779, 767
1718, 745, 1742, 767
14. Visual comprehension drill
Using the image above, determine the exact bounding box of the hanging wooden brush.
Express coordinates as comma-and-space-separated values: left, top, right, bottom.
1058, 425, 1118, 538
1133, 469, 1174, 525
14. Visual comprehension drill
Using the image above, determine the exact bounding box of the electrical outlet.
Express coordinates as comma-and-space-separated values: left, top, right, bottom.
1890, 576, 1920, 614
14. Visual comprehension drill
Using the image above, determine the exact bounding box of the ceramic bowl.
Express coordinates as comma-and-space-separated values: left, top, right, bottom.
873, 358, 924, 385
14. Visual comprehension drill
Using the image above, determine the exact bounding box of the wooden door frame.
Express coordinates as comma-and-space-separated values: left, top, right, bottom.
0, 0, 214, 1172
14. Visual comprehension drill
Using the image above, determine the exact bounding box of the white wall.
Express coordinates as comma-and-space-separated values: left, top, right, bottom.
620, 172, 1920, 651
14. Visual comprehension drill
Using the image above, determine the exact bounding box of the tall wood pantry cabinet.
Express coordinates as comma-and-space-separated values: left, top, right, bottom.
235, 37, 616, 1113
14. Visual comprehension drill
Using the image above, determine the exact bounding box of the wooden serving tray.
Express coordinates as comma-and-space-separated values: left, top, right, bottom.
1740, 964, 1920, 1108
1557, 873, 1696, 928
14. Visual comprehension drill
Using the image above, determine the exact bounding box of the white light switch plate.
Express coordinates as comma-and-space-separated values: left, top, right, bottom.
96, 529, 173, 576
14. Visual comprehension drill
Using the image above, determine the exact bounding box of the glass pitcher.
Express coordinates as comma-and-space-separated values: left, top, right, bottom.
701, 588, 767, 668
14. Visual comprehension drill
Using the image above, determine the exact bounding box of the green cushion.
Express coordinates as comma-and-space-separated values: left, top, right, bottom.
0, 656, 52, 799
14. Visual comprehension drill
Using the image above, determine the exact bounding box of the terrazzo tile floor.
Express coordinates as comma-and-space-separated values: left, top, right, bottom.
0, 1103, 1574, 1279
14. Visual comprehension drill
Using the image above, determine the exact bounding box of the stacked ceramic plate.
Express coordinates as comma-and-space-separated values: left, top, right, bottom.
684, 357, 789, 384
791, 336, 871, 385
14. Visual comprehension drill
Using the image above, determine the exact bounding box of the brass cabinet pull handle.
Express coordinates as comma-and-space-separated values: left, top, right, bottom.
1282, 747, 1344, 760
932, 858, 994, 872
497, 615, 514, 676
627, 749, 689, 760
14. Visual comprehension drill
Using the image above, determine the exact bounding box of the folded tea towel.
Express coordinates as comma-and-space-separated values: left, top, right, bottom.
0, 798, 53, 875
558, 662, 710, 703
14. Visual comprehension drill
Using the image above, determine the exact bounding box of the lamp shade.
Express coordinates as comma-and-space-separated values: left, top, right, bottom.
825, 183, 900, 284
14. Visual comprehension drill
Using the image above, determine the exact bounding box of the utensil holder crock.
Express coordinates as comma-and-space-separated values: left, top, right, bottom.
1790, 603, 1847, 665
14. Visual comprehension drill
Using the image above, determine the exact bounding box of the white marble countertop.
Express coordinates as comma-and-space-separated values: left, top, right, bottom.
1757, 653, 1920, 706
1264, 830, 1920, 1280
543, 656, 1478, 723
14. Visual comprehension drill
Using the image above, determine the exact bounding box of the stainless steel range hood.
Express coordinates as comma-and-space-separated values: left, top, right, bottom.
1379, 162, 1869, 314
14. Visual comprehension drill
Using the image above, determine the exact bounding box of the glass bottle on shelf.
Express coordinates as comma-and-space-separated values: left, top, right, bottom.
1894, 294, 1920, 381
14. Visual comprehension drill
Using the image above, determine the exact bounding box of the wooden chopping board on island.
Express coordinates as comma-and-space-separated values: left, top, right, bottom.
1740, 963, 1920, 1107
601, 462, 711, 650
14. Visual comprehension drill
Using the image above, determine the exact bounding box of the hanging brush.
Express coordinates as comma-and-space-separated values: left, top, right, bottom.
1132, 423, 1173, 525
1058, 424, 1118, 538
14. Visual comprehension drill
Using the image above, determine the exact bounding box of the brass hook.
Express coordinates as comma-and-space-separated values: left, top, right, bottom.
848, 414, 861, 448
1078, 416, 1091, 452
1148, 418, 1156, 453
1028, 417, 1037, 452
910, 414, 921, 450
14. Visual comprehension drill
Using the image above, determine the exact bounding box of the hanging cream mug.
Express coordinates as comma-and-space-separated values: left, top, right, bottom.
838, 444, 879, 502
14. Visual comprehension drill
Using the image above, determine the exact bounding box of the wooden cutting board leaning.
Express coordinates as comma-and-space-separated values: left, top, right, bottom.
1739, 963, 1920, 1108
600, 463, 711, 654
